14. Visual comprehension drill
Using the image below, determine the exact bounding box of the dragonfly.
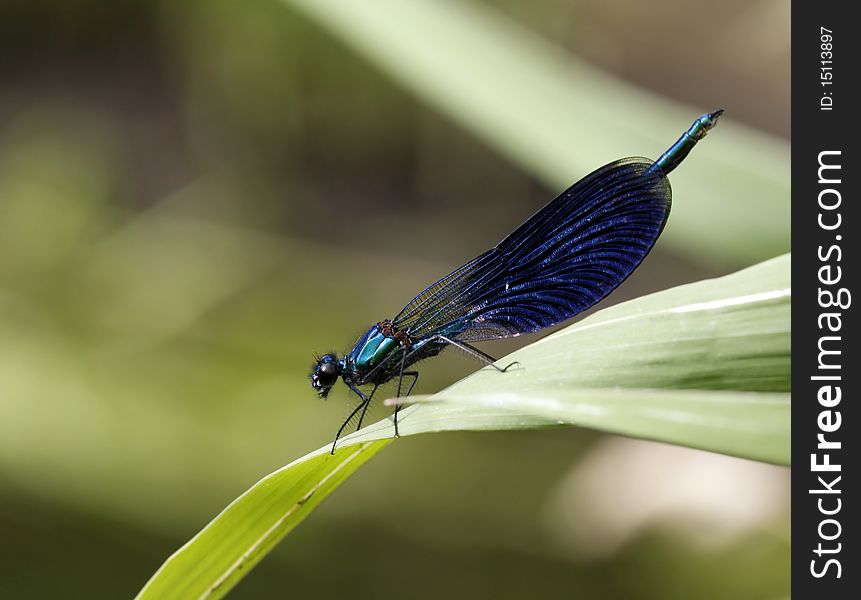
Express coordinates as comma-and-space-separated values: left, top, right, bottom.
311, 110, 723, 453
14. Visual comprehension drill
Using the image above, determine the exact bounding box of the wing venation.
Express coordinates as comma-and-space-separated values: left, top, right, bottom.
393, 158, 671, 342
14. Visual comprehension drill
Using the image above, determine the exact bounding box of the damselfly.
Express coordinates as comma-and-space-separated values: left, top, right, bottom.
311, 110, 723, 453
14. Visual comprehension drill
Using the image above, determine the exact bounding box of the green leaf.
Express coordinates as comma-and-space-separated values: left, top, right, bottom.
385, 388, 789, 465
137, 254, 790, 599
281, 0, 790, 266
135, 441, 390, 600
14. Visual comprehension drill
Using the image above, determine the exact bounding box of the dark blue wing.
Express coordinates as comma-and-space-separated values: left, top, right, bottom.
392, 158, 671, 342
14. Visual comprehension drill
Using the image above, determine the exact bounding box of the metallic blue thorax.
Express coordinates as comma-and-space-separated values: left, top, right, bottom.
342, 325, 400, 379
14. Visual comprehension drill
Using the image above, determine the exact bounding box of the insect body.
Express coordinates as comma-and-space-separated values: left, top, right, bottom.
311, 110, 723, 453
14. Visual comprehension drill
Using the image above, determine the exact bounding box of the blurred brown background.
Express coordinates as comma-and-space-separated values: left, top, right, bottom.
1, 1, 789, 598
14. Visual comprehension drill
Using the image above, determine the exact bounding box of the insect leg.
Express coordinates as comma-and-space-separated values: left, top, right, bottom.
401, 371, 419, 396
396, 348, 409, 397
393, 371, 418, 437
331, 384, 368, 455
392, 344, 419, 437
355, 384, 379, 431
392, 349, 409, 437
425, 334, 519, 372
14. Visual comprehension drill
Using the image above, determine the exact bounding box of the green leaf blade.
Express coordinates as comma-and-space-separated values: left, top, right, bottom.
135, 440, 390, 600
137, 254, 790, 598
391, 389, 790, 465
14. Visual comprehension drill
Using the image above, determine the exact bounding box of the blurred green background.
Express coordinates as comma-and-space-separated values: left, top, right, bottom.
1, 1, 789, 598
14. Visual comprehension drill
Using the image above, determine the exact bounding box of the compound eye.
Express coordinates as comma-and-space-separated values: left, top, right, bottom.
316, 361, 338, 387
